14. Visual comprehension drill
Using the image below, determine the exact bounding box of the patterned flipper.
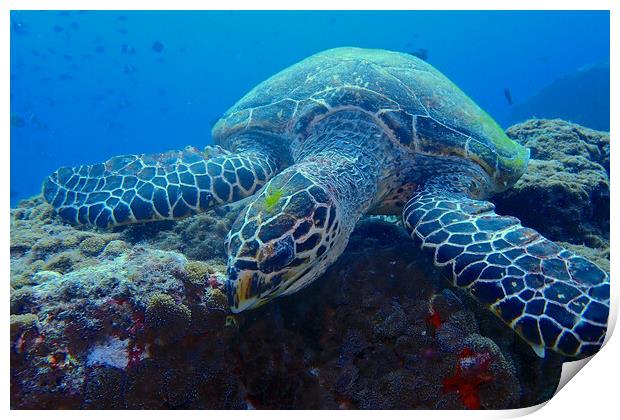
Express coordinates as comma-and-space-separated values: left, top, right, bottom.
403, 184, 609, 358
43, 146, 277, 228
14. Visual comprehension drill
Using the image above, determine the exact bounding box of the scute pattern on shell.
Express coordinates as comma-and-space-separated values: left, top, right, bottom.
213, 47, 529, 192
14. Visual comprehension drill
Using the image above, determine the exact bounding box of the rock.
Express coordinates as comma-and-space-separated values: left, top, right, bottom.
494, 119, 609, 248
102, 240, 131, 258
184, 260, 213, 288
145, 293, 192, 345
10, 118, 609, 409
10, 313, 39, 341
79, 236, 108, 256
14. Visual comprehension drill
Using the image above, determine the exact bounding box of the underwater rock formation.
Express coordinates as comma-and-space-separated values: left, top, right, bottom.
10, 118, 609, 409
493, 119, 610, 270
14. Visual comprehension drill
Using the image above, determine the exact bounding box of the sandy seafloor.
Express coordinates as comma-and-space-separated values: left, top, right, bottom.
10, 118, 610, 409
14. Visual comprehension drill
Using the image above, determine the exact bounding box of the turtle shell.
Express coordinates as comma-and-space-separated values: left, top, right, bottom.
213, 47, 529, 192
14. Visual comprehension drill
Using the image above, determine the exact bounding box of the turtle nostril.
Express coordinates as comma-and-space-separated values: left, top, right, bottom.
257, 236, 295, 273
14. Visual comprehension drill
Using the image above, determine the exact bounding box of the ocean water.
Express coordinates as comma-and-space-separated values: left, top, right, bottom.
10, 10, 609, 205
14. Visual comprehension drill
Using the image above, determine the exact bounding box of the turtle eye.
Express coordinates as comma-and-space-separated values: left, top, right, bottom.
257, 236, 295, 273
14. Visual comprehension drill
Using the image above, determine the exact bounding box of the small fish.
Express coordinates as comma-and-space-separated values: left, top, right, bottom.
53, 24, 64, 33
503, 88, 513, 105
94, 45, 105, 54
116, 98, 132, 109
152, 41, 164, 53
122, 63, 136, 74
11, 20, 28, 35
121, 44, 137, 55
407, 48, 429, 61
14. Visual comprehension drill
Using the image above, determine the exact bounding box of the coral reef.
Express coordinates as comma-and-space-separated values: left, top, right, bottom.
10, 118, 608, 409
494, 119, 609, 252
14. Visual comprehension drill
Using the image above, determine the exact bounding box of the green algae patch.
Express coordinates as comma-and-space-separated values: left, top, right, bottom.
264, 187, 284, 211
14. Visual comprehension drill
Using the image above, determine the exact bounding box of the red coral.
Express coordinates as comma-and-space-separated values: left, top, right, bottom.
442, 347, 494, 409
426, 307, 442, 334
208, 274, 221, 288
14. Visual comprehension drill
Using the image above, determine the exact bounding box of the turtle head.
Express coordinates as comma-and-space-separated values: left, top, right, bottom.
225, 168, 344, 313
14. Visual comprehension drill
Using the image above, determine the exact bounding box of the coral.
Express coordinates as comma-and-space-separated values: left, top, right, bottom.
10, 287, 37, 315
494, 119, 609, 248
120, 207, 239, 262
82, 366, 127, 409
10, 196, 121, 290
102, 240, 130, 258
9, 119, 608, 409
559, 241, 610, 272
10, 313, 39, 341
145, 293, 192, 345
79, 236, 108, 256
184, 260, 214, 287
43, 252, 75, 273
86, 337, 131, 369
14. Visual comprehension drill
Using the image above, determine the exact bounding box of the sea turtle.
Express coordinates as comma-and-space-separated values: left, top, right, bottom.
43, 47, 609, 359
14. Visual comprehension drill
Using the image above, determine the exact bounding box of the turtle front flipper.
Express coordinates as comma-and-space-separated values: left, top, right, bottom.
403, 181, 609, 359
42, 145, 278, 228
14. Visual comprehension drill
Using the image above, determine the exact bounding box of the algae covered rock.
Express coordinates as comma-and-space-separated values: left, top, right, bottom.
145, 293, 192, 345
494, 119, 609, 248
184, 260, 214, 287
101, 239, 131, 258
10, 314, 39, 341
10, 118, 608, 409
10, 196, 121, 288
79, 236, 108, 256
10, 245, 240, 409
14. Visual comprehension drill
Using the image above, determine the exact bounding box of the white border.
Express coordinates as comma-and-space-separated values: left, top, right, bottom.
3, 1, 618, 418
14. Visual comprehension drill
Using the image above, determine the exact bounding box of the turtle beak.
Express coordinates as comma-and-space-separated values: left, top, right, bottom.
225, 267, 265, 313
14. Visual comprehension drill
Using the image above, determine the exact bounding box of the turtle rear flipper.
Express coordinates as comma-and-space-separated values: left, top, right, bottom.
403, 180, 610, 359
43, 146, 277, 228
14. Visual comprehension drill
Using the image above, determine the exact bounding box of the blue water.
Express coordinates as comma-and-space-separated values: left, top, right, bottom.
10, 10, 610, 205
